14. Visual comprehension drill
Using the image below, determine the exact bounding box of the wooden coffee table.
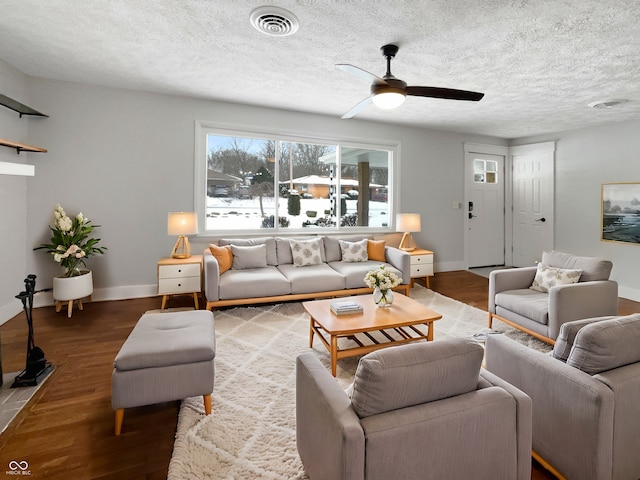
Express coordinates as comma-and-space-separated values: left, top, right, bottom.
303, 294, 442, 376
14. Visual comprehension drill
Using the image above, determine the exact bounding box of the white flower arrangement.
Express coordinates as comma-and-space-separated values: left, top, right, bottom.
364, 264, 401, 291
35, 204, 107, 277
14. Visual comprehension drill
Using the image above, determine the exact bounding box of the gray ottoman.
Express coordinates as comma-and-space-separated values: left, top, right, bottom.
112, 310, 215, 435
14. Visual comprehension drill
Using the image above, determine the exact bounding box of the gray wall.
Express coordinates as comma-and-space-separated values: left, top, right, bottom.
514, 123, 640, 301
0, 59, 32, 322
2, 59, 638, 323
1, 65, 504, 322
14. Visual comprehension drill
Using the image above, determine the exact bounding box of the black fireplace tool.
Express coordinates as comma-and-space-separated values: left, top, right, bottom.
11, 274, 52, 388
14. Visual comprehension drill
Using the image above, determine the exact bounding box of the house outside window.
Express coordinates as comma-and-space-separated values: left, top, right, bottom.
195, 124, 396, 234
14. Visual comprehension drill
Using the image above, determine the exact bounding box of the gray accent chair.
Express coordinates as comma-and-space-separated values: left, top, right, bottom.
296, 338, 532, 480
485, 314, 640, 480
488, 250, 618, 344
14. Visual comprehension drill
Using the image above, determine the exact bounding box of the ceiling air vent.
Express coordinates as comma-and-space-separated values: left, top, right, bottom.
588, 99, 629, 109
250, 6, 299, 37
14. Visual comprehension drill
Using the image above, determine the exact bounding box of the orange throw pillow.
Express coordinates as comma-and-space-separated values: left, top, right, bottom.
367, 240, 386, 262
209, 244, 233, 274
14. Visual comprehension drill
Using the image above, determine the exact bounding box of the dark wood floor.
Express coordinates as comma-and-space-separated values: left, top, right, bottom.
0, 271, 637, 479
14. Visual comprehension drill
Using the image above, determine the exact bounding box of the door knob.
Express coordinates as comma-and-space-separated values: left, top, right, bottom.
535, 217, 546, 222
469, 212, 477, 219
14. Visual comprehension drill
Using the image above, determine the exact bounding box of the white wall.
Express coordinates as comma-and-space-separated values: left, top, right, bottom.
0, 59, 34, 323
513, 122, 640, 301
0, 73, 504, 318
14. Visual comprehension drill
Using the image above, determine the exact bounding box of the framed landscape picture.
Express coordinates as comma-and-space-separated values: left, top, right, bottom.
601, 182, 640, 245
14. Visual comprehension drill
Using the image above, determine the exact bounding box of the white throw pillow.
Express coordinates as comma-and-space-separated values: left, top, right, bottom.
289, 238, 323, 267
230, 244, 268, 270
339, 238, 368, 262
530, 263, 582, 293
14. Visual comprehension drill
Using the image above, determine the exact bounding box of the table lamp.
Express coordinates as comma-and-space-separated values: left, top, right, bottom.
168, 212, 198, 259
397, 213, 421, 251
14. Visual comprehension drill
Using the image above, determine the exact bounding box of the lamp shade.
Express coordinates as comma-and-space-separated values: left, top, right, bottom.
167, 212, 198, 236
396, 213, 421, 233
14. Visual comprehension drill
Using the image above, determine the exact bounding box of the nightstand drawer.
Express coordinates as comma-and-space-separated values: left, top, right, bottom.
158, 276, 201, 294
411, 264, 434, 277
410, 254, 433, 265
158, 263, 201, 279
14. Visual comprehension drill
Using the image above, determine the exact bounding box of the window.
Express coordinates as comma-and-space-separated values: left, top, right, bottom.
473, 159, 498, 184
195, 125, 396, 234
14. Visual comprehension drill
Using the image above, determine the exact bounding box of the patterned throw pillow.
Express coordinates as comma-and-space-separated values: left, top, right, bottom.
209, 244, 233, 274
289, 238, 323, 267
530, 263, 582, 293
339, 238, 368, 262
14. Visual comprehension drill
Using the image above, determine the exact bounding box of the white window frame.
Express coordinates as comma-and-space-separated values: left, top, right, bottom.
194, 121, 399, 237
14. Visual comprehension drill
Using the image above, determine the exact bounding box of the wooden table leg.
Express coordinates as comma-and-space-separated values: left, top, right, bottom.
192, 292, 199, 310
161, 295, 168, 310
309, 317, 315, 348
330, 335, 338, 377
427, 321, 434, 341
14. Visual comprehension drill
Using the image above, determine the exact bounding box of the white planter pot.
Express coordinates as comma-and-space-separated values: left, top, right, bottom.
53, 270, 93, 301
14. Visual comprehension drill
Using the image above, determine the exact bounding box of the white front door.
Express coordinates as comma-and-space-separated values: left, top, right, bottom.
465, 151, 506, 268
511, 142, 555, 266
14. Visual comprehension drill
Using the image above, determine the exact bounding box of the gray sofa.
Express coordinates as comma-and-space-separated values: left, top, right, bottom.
296, 339, 532, 480
486, 314, 640, 480
489, 250, 618, 344
204, 235, 411, 309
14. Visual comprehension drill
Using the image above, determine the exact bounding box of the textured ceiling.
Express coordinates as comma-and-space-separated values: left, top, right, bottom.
1, 0, 639, 139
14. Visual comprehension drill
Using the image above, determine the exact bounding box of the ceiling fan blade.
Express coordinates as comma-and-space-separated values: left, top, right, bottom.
341, 96, 374, 119
336, 64, 386, 84
406, 86, 484, 101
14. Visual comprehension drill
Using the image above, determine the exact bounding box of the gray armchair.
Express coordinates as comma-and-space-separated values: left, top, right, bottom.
489, 250, 618, 344
485, 314, 640, 480
296, 338, 532, 480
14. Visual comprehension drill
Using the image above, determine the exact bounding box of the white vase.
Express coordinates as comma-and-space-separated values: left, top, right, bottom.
373, 287, 394, 307
53, 270, 93, 301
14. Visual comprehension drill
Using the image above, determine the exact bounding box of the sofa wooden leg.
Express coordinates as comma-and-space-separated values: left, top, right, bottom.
488, 312, 493, 328
115, 409, 125, 435
203, 394, 212, 415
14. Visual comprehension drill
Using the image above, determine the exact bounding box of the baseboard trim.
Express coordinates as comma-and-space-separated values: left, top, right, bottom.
618, 285, 640, 303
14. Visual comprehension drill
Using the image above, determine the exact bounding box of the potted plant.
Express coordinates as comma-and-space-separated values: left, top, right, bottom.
35, 204, 107, 309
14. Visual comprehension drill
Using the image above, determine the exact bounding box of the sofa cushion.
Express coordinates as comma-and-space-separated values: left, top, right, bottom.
324, 235, 370, 262
218, 266, 290, 299
231, 244, 267, 270
220, 237, 277, 266
494, 289, 549, 324
113, 311, 215, 371
542, 250, 612, 282
350, 338, 484, 418
529, 263, 582, 293
289, 238, 324, 267
552, 316, 617, 362
566, 314, 640, 374
367, 239, 386, 262
209, 244, 233, 274
277, 263, 345, 293
329, 260, 403, 289
339, 238, 368, 262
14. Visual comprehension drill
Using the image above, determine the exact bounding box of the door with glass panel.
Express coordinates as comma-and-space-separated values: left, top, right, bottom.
466, 153, 505, 268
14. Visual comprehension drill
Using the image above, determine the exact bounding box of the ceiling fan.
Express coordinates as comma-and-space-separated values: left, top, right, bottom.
336, 44, 484, 119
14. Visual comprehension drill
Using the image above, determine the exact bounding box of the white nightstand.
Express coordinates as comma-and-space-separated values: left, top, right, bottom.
157, 255, 203, 309
408, 248, 434, 288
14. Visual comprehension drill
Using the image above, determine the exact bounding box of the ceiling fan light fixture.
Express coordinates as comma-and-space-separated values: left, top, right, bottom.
372, 91, 406, 109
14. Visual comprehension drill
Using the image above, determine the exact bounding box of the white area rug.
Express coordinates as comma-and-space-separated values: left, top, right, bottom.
168, 286, 550, 479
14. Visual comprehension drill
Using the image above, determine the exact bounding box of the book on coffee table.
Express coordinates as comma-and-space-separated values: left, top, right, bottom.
330, 300, 363, 316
